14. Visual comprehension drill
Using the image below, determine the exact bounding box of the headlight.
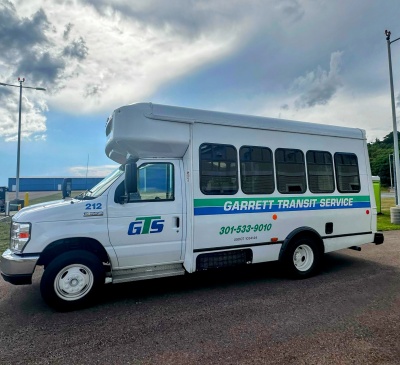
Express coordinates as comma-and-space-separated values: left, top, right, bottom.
10, 222, 31, 252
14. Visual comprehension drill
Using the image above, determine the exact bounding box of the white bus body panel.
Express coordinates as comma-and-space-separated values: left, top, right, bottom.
190, 122, 373, 271
2, 102, 380, 290
103, 103, 377, 274
11, 104, 377, 277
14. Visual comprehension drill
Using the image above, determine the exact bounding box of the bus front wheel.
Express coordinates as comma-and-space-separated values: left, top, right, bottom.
40, 250, 104, 311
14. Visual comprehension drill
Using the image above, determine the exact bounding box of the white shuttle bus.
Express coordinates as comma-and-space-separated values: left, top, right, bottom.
1, 103, 384, 310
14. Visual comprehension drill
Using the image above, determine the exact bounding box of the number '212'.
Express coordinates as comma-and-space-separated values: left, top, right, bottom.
85, 203, 102, 210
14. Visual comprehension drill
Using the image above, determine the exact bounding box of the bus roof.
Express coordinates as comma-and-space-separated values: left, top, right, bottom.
142, 102, 366, 140
106, 102, 366, 163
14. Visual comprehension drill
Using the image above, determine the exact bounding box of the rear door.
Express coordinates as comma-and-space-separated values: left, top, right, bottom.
107, 160, 184, 268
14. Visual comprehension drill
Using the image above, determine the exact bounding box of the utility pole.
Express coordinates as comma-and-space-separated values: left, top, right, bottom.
0, 78, 46, 205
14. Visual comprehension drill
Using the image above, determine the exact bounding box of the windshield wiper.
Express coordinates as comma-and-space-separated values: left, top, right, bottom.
74, 190, 95, 200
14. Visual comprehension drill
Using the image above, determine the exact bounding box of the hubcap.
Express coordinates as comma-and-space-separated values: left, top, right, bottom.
54, 264, 94, 301
293, 244, 314, 272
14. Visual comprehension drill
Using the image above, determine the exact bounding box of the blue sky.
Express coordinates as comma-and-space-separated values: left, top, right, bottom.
1, 0, 400, 187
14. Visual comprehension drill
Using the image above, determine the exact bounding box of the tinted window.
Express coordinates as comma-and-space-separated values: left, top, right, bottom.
334, 153, 361, 193
240, 146, 274, 194
306, 151, 335, 193
275, 148, 306, 194
200, 143, 238, 195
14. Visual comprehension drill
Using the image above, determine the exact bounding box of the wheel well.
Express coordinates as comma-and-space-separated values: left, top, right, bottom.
37, 237, 110, 268
279, 228, 324, 261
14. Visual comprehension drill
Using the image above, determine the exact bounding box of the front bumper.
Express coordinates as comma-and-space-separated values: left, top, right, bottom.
0, 249, 39, 285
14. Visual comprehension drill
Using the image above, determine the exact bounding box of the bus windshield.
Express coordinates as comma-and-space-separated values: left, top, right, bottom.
75, 165, 124, 200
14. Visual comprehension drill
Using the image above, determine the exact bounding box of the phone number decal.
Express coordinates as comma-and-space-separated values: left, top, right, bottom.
219, 223, 272, 235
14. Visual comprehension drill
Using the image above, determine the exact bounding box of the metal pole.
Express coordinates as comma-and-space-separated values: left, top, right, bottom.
386, 32, 400, 206
0, 79, 45, 203
389, 154, 393, 188
394, 158, 397, 200
16, 78, 24, 200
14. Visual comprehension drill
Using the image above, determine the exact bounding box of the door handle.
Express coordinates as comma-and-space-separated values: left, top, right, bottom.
175, 217, 180, 228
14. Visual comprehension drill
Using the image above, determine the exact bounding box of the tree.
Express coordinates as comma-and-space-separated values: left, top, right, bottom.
367, 131, 400, 186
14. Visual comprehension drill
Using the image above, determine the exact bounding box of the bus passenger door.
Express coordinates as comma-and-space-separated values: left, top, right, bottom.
107, 160, 184, 268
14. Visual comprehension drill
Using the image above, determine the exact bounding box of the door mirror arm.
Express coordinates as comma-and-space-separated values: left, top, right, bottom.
121, 160, 138, 204
118, 194, 128, 205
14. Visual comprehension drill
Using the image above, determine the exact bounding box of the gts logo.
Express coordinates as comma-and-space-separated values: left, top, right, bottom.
128, 216, 165, 235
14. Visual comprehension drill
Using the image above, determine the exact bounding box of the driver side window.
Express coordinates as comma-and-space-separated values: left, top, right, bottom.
131, 163, 174, 201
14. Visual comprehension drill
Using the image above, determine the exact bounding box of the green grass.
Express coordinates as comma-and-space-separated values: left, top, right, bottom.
0, 220, 11, 254
377, 197, 400, 231
0, 193, 398, 254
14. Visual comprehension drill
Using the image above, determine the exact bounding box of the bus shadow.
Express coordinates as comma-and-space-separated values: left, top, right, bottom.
98, 250, 391, 308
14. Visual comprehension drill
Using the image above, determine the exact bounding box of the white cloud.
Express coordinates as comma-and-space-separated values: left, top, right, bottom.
1, 0, 250, 141
6, 0, 245, 112
291, 51, 343, 108
257, 89, 393, 142
0, 91, 47, 142
2, 0, 399, 147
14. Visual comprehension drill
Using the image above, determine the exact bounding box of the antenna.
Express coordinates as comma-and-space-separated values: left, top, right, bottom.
85, 154, 89, 189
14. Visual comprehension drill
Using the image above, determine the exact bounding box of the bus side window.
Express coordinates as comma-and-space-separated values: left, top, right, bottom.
240, 146, 274, 194
306, 151, 335, 193
275, 148, 307, 194
200, 143, 238, 195
334, 153, 361, 193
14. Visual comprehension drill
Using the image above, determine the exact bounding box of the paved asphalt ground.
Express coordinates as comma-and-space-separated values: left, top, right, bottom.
1, 233, 400, 365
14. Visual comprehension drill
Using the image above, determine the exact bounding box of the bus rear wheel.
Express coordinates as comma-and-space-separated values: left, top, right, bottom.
282, 236, 321, 279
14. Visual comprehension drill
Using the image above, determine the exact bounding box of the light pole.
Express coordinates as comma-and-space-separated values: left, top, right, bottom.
389, 153, 394, 189
385, 31, 400, 203
385, 31, 400, 223
0, 78, 46, 201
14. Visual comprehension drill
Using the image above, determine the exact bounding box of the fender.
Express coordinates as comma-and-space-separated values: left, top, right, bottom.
37, 237, 110, 267
278, 226, 324, 261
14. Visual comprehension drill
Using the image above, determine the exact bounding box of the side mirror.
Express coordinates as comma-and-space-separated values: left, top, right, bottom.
125, 161, 137, 194
121, 161, 138, 203
62, 178, 72, 199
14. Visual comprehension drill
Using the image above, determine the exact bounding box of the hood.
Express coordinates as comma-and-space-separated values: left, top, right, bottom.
13, 198, 95, 223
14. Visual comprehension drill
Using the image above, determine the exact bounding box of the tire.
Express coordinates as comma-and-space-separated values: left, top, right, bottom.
282, 236, 321, 279
40, 250, 105, 311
